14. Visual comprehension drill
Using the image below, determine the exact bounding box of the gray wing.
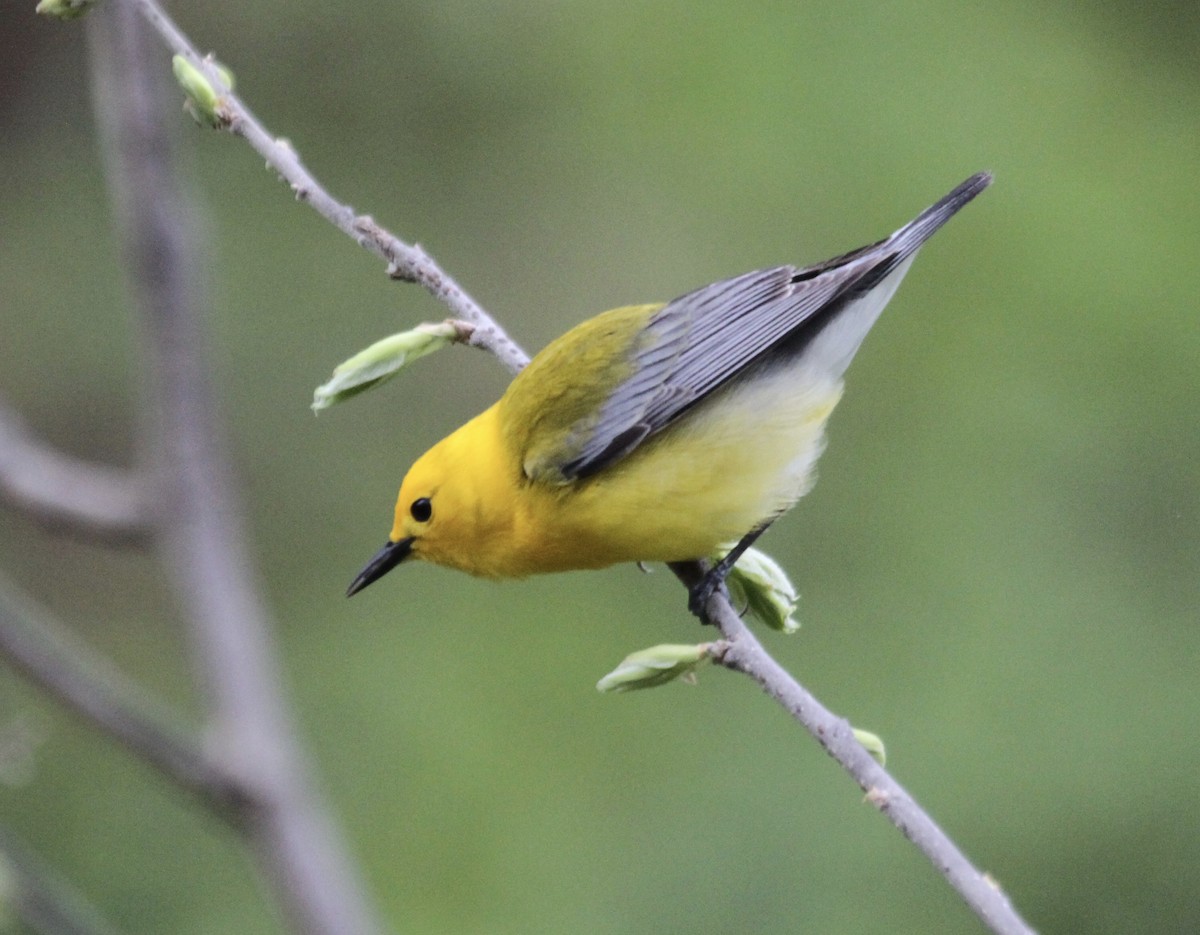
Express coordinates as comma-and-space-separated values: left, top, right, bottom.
559, 172, 992, 480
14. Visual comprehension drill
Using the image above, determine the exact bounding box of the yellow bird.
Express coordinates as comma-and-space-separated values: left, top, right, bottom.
348, 173, 991, 601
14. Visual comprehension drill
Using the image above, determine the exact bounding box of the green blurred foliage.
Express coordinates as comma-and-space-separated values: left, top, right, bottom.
2, 0, 1198, 933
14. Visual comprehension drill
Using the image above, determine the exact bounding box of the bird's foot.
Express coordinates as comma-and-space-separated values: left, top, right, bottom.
685, 522, 773, 620
687, 564, 732, 620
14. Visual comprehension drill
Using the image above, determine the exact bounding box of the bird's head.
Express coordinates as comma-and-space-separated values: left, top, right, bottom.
346, 408, 516, 595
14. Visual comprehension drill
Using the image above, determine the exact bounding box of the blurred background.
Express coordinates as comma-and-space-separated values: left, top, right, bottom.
2, 0, 1198, 932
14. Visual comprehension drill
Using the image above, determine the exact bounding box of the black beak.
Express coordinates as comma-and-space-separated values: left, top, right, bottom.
346, 538, 413, 597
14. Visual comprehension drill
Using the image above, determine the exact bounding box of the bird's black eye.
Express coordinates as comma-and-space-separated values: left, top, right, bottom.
410, 497, 432, 523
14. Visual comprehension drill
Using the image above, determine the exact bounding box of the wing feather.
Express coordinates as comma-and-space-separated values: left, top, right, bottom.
555, 172, 992, 480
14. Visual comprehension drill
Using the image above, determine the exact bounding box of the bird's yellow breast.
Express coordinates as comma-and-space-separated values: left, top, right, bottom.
520, 362, 843, 569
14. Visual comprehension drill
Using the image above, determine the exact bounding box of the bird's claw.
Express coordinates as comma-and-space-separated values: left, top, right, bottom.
687, 568, 730, 621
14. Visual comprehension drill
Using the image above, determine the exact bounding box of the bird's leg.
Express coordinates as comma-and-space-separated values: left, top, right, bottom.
685, 520, 774, 620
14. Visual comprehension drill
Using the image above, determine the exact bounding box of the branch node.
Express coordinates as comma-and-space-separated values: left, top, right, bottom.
386, 262, 417, 283
705, 639, 733, 664
445, 319, 477, 344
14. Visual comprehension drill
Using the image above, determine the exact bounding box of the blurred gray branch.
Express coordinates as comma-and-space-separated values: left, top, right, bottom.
0, 828, 123, 935
0, 581, 242, 811
2, 1, 388, 933
0, 400, 150, 544
83, 3, 387, 934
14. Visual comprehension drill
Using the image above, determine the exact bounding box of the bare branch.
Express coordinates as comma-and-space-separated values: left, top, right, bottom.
671, 560, 1038, 935
0, 829, 124, 935
0, 399, 150, 545
87, 5, 386, 935
126, 0, 527, 374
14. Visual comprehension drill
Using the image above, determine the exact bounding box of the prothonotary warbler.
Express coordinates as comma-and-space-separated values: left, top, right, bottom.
348, 172, 992, 601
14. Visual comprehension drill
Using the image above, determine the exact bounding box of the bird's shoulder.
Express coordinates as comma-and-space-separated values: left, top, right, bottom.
497, 303, 666, 486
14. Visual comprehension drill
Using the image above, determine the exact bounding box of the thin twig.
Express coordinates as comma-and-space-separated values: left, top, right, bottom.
0, 829, 124, 935
127, 0, 527, 374
670, 562, 1037, 935
0, 399, 150, 544
87, 5, 386, 935
112, 3, 1035, 934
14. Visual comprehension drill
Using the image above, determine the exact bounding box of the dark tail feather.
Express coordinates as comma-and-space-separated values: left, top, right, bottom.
889, 171, 993, 261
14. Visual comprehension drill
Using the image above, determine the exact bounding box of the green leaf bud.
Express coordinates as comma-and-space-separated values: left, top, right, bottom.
35, 0, 96, 21
172, 55, 234, 128
312, 322, 459, 412
596, 643, 711, 693
852, 727, 887, 766
722, 546, 800, 633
